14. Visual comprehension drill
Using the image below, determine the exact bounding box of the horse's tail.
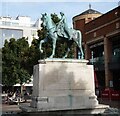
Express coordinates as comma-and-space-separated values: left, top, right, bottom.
77, 30, 82, 44
76, 30, 84, 59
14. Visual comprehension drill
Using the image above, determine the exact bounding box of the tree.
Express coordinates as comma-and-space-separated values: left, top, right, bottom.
2, 37, 31, 87
27, 38, 40, 75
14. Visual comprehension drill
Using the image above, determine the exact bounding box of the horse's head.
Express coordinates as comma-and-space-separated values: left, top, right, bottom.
41, 13, 48, 28
41, 13, 56, 30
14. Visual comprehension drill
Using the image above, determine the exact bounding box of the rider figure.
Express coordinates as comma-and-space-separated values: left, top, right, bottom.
57, 12, 72, 40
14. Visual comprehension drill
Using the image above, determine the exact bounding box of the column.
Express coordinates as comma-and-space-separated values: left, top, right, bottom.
104, 36, 112, 87
85, 43, 91, 60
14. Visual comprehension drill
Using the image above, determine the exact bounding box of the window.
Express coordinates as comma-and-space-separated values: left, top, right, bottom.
0, 28, 23, 47
2, 21, 11, 26
12, 22, 19, 26
31, 30, 37, 36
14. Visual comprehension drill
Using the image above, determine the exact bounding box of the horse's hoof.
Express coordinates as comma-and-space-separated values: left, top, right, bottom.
81, 56, 84, 59
62, 56, 66, 59
49, 56, 53, 59
40, 50, 43, 53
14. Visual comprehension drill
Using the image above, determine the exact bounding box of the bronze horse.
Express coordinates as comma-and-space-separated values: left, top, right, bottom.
39, 13, 84, 59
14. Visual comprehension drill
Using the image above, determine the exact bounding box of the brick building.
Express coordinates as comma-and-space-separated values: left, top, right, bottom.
73, 6, 120, 91
73, 6, 102, 43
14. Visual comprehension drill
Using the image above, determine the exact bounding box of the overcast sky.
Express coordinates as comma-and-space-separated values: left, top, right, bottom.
0, 0, 120, 27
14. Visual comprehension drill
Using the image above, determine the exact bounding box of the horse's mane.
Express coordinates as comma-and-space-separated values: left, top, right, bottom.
48, 14, 56, 27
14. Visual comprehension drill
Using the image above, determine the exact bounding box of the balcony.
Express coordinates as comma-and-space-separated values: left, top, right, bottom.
89, 56, 105, 71
108, 55, 120, 70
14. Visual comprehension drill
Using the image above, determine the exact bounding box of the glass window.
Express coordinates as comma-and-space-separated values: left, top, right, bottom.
2, 21, 11, 26
0, 28, 23, 47
31, 30, 37, 36
12, 22, 19, 26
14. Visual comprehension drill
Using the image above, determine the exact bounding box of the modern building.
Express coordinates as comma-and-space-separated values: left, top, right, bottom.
73, 6, 120, 92
0, 15, 42, 47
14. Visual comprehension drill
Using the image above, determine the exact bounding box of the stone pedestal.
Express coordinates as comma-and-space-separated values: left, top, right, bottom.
30, 59, 99, 110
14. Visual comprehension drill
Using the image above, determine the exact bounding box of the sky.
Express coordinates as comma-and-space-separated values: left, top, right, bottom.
0, 0, 120, 27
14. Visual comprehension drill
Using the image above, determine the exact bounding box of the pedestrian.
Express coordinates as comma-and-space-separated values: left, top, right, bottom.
24, 91, 28, 102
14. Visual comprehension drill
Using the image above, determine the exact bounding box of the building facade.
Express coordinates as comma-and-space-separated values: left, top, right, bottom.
73, 6, 120, 91
73, 7, 102, 58
0, 16, 41, 47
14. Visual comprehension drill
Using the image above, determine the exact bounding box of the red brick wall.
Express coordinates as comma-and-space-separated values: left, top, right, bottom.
74, 19, 85, 41
85, 6, 120, 42
85, 6, 120, 32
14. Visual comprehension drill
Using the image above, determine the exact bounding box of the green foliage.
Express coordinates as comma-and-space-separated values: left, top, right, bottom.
2, 37, 31, 86
51, 13, 60, 24
27, 38, 40, 75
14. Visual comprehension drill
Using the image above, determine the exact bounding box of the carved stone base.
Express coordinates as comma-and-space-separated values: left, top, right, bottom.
20, 59, 109, 113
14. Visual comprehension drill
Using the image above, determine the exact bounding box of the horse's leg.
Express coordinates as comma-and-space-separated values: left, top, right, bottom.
63, 47, 70, 59
79, 44, 84, 59
75, 38, 84, 59
39, 37, 48, 53
63, 41, 73, 58
78, 37, 84, 59
49, 39, 56, 58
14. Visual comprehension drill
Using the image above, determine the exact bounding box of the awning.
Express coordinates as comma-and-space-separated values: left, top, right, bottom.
14, 83, 33, 87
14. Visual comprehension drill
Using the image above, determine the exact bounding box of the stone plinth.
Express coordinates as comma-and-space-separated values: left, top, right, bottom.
30, 59, 99, 111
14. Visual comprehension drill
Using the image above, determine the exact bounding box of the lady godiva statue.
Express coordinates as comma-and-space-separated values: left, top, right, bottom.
39, 13, 84, 59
